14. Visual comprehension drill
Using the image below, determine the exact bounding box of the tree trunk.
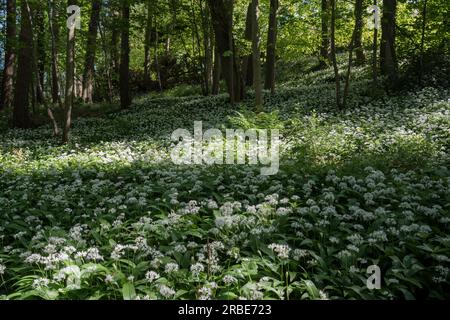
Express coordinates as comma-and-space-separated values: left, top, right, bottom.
154, 11, 163, 91
251, 0, 263, 110
419, 0, 427, 85
35, 10, 46, 104
319, 0, 330, 68
200, 0, 213, 95
380, 0, 398, 82
144, 0, 152, 90
82, 0, 102, 103
190, 0, 205, 94
48, 0, 63, 108
119, 0, 131, 109
343, 27, 357, 108
13, 0, 33, 128
354, 0, 365, 65
330, 0, 341, 109
98, 20, 113, 102
0, 0, 16, 111
207, 0, 243, 104
243, 2, 253, 87
212, 41, 221, 94
264, 0, 278, 93
111, 9, 120, 78
372, 0, 378, 86
62, 0, 77, 143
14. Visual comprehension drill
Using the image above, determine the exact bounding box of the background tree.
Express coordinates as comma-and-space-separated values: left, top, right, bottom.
208, 0, 243, 103
380, 0, 398, 83
251, 0, 263, 110
354, 0, 366, 65
319, 0, 330, 68
12, 0, 33, 128
265, 0, 278, 93
34, 9, 46, 104
143, 0, 153, 90
330, 0, 341, 109
48, 0, 62, 107
82, 0, 102, 103
0, 0, 16, 110
62, 0, 78, 143
119, 0, 131, 108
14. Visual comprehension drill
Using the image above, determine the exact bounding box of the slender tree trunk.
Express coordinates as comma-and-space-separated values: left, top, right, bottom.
82, 0, 102, 103
119, 0, 131, 108
419, 0, 427, 85
330, 0, 341, 109
190, 0, 205, 94
380, 0, 398, 82
319, 0, 330, 68
343, 28, 357, 108
0, 0, 16, 111
144, 0, 153, 90
111, 9, 120, 78
154, 9, 162, 91
200, 0, 213, 95
264, 0, 278, 93
48, 0, 63, 108
30, 6, 46, 109
354, 0, 365, 65
35, 10, 46, 104
372, 0, 378, 86
98, 20, 113, 102
13, 0, 33, 128
165, 0, 177, 56
212, 41, 221, 94
243, 2, 253, 87
251, 0, 263, 110
34, 5, 60, 138
62, 0, 77, 143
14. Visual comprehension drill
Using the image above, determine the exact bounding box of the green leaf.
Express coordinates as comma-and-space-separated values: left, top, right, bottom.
122, 282, 136, 300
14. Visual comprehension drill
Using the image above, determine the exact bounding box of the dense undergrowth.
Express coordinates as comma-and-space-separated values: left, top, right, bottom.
0, 62, 449, 300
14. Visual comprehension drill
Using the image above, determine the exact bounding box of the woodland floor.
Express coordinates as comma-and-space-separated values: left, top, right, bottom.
0, 62, 449, 299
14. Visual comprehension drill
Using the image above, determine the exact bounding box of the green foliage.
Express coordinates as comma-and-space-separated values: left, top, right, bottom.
0, 62, 449, 300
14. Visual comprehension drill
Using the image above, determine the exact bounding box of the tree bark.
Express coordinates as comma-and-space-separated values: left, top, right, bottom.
354, 0, 365, 65
251, 0, 263, 110
0, 0, 16, 111
343, 28, 357, 108
319, 0, 330, 68
372, 0, 378, 86
48, 0, 63, 108
62, 0, 77, 143
98, 19, 114, 102
243, 2, 253, 87
200, 0, 213, 95
330, 0, 341, 109
111, 9, 120, 78
13, 0, 33, 128
207, 0, 243, 104
212, 41, 221, 94
419, 0, 427, 85
35, 9, 46, 104
144, 0, 153, 90
380, 0, 398, 82
82, 0, 102, 103
264, 0, 278, 93
119, 0, 131, 108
